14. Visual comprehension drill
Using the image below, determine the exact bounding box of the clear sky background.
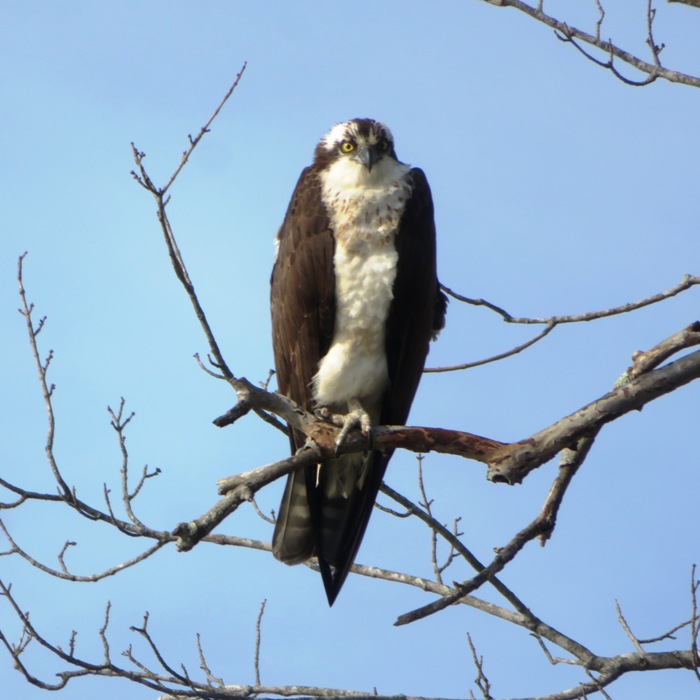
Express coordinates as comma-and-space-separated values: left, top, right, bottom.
1, 2, 699, 699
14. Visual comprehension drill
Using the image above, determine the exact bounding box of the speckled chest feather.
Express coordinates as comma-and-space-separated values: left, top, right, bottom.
312, 158, 413, 410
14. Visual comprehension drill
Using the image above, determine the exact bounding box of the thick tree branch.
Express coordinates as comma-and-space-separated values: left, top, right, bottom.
487, 338, 700, 484
173, 324, 700, 554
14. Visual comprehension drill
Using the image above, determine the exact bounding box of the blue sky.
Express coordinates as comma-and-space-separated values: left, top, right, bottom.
2, 2, 700, 699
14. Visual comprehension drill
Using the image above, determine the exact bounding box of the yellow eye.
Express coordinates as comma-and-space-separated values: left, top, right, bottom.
341, 141, 355, 153
377, 139, 389, 152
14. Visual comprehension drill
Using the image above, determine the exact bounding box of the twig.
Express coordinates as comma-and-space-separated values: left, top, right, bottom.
17, 253, 71, 500
637, 619, 691, 645
582, 668, 614, 700
691, 564, 700, 683
617, 321, 700, 383
249, 495, 276, 524
441, 274, 700, 325
416, 455, 443, 583
108, 399, 148, 529
594, 0, 605, 40
645, 0, 664, 66
162, 65, 246, 196
536, 436, 595, 545
558, 30, 659, 87
255, 599, 266, 686
99, 601, 112, 663
197, 633, 225, 687
466, 633, 493, 700
425, 321, 555, 372
531, 634, 579, 666
130, 612, 190, 684
433, 275, 699, 371
615, 600, 645, 654
0, 519, 168, 582
130, 68, 247, 387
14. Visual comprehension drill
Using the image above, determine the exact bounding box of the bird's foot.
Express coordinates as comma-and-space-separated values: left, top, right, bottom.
315, 400, 372, 454
334, 398, 372, 455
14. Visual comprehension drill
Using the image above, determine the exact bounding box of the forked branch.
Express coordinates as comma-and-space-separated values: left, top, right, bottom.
484, 0, 700, 88
432, 276, 700, 372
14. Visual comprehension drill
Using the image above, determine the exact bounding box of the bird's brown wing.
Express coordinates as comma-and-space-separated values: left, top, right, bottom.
383, 167, 446, 427
271, 166, 336, 564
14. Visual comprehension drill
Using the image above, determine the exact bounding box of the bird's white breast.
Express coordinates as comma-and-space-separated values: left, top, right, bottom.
313, 158, 412, 412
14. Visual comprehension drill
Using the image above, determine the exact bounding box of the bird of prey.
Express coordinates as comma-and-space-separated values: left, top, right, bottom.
270, 118, 445, 604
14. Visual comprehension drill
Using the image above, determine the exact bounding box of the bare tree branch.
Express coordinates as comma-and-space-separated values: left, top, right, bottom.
255, 598, 267, 686
467, 633, 493, 700
17, 252, 71, 500
669, 0, 700, 8
3, 569, 698, 700
441, 275, 700, 326
432, 277, 699, 372
484, 1, 700, 87
393, 436, 594, 627
691, 564, 700, 684
426, 320, 556, 372
487, 338, 700, 484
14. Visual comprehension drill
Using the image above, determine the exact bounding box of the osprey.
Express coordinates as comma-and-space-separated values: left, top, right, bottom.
271, 118, 445, 604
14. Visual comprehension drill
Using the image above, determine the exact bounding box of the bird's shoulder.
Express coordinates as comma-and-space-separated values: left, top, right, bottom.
405, 167, 433, 212
277, 166, 330, 248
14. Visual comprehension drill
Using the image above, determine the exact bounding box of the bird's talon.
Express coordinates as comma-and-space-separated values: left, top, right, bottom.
359, 413, 372, 436
314, 407, 333, 422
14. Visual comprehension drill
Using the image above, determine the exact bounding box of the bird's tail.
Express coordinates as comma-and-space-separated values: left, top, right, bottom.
272, 468, 315, 565
272, 449, 390, 605
311, 450, 389, 605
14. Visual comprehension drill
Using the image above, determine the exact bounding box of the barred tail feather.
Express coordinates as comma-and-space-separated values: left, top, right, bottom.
272, 469, 314, 565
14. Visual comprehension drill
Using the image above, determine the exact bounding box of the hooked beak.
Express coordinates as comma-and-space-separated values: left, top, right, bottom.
354, 144, 382, 172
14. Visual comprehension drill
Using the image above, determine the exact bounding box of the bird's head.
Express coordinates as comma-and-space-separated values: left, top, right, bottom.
313, 119, 400, 180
